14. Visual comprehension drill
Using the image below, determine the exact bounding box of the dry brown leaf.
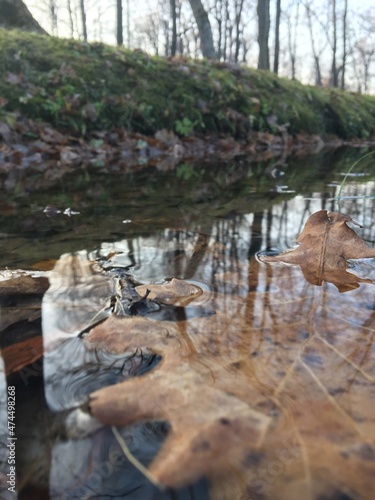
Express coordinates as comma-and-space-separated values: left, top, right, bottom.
87, 258, 375, 499
260, 210, 375, 291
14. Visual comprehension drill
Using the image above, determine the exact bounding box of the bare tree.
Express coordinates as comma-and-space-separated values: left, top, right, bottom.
354, 39, 374, 93
80, 0, 87, 41
234, 0, 245, 63
126, 0, 130, 47
273, 0, 281, 74
286, 0, 300, 79
117, 0, 123, 45
187, 0, 217, 59
213, 0, 225, 60
341, 0, 348, 89
49, 0, 58, 35
170, 0, 177, 56
223, 0, 230, 61
331, 0, 339, 87
257, 0, 270, 69
66, 0, 74, 38
304, 1, 322, 85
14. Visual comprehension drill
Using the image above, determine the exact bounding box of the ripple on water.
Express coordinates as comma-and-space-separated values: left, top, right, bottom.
43, 337, 160, 412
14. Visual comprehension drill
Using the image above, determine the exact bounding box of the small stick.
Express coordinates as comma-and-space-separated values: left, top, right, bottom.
111, 425, 165, 490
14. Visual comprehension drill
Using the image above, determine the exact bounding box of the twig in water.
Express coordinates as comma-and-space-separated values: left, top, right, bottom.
111, 425, 166, 491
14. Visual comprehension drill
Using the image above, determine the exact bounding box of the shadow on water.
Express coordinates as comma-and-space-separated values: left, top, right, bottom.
1, 145, 375, 499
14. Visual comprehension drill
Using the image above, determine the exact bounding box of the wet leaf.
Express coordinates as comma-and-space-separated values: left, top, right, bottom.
260, 210, 375, 291
87, 257, 375, 498
135, 278, 202, 306
0, 271, 49, 295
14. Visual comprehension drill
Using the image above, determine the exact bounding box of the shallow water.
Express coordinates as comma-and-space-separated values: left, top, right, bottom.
1, 146, 375, 499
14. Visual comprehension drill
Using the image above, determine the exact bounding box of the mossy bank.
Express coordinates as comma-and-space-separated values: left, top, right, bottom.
1, 28, 375, 141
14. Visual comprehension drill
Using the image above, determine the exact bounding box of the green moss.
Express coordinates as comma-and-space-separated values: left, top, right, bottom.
1, 28, 375, 139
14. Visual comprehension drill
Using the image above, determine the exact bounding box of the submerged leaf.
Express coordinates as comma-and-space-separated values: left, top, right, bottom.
260, 210, 375, 291
135, 278, 202, 306
29, 249, 375, 499
87, 260, 375, 498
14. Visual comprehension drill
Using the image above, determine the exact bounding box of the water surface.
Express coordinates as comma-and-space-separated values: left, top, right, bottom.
1, 146, 375, 500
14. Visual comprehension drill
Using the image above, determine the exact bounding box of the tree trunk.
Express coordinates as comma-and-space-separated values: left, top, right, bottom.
331, 0, 338, 87
0, 0, 47, 33
223, 0, 229, 61
49, 0, 57, 35
234, 0, 244, 63
126, 0, 130, 47
117, 0, 123, 46
67, 0, 74, 38
305, 2, 322, 86
188, 0, 217, 59
273, 0, 281, 74
80, 0, 87, 41
170, 0, 177, 56
341, 0, 348, 89
257, 0, 270, 70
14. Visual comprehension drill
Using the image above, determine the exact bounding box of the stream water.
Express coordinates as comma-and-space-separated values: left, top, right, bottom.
1, 146, 375, 500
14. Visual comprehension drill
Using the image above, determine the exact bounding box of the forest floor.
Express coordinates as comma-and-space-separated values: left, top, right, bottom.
1, 28, 375, 171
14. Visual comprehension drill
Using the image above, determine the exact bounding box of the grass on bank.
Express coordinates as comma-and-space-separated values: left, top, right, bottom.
1, 28, 375, 140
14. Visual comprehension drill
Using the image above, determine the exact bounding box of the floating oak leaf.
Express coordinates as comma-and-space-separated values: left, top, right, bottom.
86, 265, 375, 499
260, 210, 375, 291
87, 316, 272, 489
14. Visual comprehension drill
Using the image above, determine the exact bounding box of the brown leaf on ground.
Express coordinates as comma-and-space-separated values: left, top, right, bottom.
260, 210, 375, 291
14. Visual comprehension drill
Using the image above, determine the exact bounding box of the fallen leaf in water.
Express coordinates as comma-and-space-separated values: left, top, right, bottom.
0, 271, 49, 295
87, 315, 272, 489
260, 210, 375, 291
87, 257, 375, 498
135, 278, 202, 306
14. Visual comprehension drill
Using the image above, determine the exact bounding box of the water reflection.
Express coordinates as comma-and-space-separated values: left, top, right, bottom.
1, 149, 375, 498
37, 225, 375, 498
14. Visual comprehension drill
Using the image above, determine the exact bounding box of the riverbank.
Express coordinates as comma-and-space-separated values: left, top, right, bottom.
1, 28, 375, 153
